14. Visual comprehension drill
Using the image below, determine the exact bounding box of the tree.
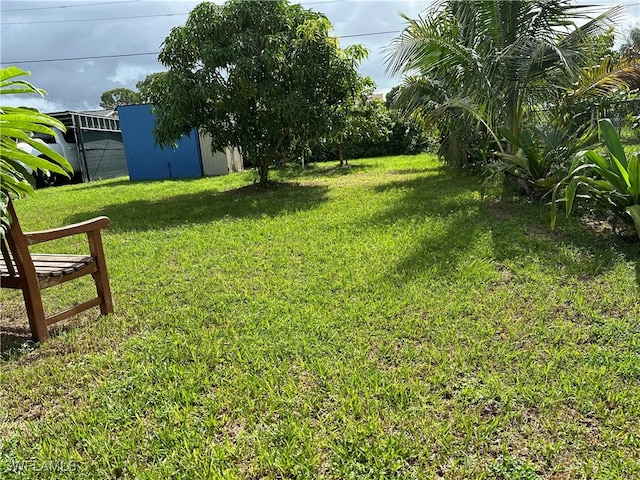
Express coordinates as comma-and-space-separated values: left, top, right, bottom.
385, 85, 401, 110
99, 88, 140, 109
326, 76, 391, 165
136, 72, 167, 104
385, 0, 629, 166
152, 0, 366, 183
620, 23, 640, 56
1, 67, 71, 235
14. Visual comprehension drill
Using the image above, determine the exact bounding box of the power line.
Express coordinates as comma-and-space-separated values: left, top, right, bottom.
1, 0, 339, 10
2, 0, 141, 13
1, 29, 402, 65
2, 12, 188, 26
1, 0, 344, 25
341, 30, 400, 39
3, 52, 159, 64
5, 1, 636, 27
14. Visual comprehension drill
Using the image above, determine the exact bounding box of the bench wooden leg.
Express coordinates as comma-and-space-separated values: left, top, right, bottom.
88, 232, 113, 316
21, 283, 49, 342
92, 270, 113, 315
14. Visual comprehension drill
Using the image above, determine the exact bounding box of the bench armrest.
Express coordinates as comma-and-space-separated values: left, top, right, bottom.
24, 217, 111, 245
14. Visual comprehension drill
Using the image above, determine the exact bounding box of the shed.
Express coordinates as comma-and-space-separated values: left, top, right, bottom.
118, 103, 243, 181
117, 103, 202, 181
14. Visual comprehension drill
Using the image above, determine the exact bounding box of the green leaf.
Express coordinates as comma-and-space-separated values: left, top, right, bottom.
598, 118, 628, 170
626, 205, 640, 239
550, 183, 561, 231
498, 126, 521, 148
628, 154, 640, 204
583, 150, 609, 171
1, 66, 73, 223
1, 111, 65, 130
497, 152, 529, 171
565, 176, 581, 216
611, 155, 630, 188
583, 150, 627, 192
0, 66, 31, 82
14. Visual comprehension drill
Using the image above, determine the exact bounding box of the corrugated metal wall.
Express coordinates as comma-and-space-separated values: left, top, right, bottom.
118, 104, 203, 181
199, 132, 229, 176
227, 147, 244, 172
199, 133, 244, 176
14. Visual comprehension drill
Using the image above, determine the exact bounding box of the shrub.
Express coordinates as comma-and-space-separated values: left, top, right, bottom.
552, 118, 640, 239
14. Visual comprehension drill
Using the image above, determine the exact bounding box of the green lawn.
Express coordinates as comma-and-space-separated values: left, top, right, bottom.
1, 154, 639, 479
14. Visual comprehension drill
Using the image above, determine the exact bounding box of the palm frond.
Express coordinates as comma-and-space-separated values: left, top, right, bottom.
569, 54, 640, 99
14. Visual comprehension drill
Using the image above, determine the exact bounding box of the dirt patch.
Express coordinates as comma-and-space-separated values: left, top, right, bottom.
578, 212, 638, 243
228, 180, 291, 194
388, 168, 430, 175
487, 200, 519, 222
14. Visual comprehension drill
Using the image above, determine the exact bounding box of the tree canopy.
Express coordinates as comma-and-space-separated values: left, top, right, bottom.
99, 87, 140, 109
326, 77, 391, 165
136, 72, 167, 104
620, 23, 640, 56
152, 0, 366, 183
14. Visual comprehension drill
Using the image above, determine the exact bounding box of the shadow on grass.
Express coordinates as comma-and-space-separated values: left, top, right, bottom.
271, 162, 377, 180
63, 181, 330, 233
366, 166, 639, 285
0, 327, 37, 361
367, 167, 489, 281
63, 178, 133, 191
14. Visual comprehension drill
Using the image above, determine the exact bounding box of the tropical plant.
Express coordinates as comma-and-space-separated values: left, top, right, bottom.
555, 52, 640, 127
0, 66, 72, 236
385, 0, 626, 166
551, 118, 640, 239
490, 123, 598, 196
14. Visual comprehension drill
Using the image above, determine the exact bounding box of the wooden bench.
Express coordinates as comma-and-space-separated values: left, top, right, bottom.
1, 198, 113, 341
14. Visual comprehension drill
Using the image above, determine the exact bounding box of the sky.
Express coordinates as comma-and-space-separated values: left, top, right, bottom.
1, 0, 639, 113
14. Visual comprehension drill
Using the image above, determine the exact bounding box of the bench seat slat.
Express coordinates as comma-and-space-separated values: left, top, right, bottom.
2, 254, 93, 278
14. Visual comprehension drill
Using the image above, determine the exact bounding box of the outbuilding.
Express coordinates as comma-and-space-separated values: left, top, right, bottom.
117, 103, 242, 181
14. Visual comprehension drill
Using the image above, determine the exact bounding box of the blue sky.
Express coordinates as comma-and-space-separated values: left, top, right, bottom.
1, 0, 638, 113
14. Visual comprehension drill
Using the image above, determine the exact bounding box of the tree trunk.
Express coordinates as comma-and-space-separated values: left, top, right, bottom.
257, 132, 288, 182
258, 158, 269, 184
339, 143, 344, 166
505, 87, 524, 155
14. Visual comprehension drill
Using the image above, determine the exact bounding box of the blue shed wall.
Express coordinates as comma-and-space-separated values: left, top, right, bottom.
118, 104, 203, 181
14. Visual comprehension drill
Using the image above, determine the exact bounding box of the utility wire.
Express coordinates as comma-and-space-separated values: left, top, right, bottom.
1, 0, 342, 17
3, 12, 187, 25
2, 29, 401, 65
3, 1, 637, 25
1, 0, 344, 25
2, 0, 141, 13
3, 52, 159, 64
341, 30, 399, 39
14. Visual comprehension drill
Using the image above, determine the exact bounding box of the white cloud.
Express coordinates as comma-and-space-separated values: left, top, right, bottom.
2, 95, 69, 114
77, 61, 95, 74
107, 63, 154, 86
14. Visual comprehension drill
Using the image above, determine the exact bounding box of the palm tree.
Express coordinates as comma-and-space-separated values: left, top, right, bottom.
385, 0, 626, 165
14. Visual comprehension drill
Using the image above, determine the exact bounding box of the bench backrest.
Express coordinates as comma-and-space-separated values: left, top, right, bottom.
1, 199, 37, 285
